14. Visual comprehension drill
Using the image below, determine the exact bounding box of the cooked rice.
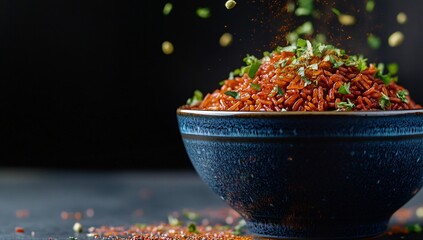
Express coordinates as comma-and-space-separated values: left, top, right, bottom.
184, 40, 421, 111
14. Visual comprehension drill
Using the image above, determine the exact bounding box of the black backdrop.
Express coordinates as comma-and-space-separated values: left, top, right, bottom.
0, 0, 422, 169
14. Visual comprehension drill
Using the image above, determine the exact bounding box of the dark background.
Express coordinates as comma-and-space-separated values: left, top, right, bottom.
0, 0, 422, 169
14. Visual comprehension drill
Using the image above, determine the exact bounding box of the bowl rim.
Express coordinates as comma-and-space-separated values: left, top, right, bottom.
177, 108, 423, 117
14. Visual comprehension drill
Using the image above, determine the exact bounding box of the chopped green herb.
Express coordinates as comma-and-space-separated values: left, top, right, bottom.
329, 55, 344, 68
331, 8, 341, 16
286, 32, 299, 44
387, 63, 399, 75
397, 90, 409, 103
379, 93, 391, 110
163, 3, 173, 15
338, 82, 351, 94
248, 61, 261, 78
337, 99, 355, 111
186, 90, 203, 106
224, 91, 239, 99
250, 83, 261, 91
366, 0, 375, 12
298, 67, 311, 86
367, 34, 381, 49
377, 63, 398, 85
188, 223, 199, 234
296, 38, 307, 48
308, 63, 319, 70
345, 55, 368, 72
243, 54, 259, 65
277, 86, 284, 96
274, 59, 288, 68
295, 0, 314, 16
196, 8, 210, 18
296, 21, 314, 36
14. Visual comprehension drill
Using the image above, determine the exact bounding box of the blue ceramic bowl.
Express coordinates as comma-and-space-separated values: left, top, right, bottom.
176, 108, 423, 239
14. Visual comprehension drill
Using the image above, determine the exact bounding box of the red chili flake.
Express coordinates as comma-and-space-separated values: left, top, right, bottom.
15, 227, 24, 233
74, 212, 82, 221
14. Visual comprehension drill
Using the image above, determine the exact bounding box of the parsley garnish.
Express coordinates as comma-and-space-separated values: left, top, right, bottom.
277, 86, 284, 96
338, 82, 351, 94
298, 67, 311, 86
367, 34, 381, 49
337, 99, 355, 111
248, 61, 261, 78
242, 55, 261, 79
250, 83, 261, 91
224, 91, 239, 99
397, 90, 409, 103
379, 93, 391, 110
377, 63, 399, 85
345, 55, 368, 72
186, 90, 203, 106
329, 55, 344, 68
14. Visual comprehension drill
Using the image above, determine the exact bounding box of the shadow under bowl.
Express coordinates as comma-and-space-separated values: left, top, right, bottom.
176, 108, 423, 239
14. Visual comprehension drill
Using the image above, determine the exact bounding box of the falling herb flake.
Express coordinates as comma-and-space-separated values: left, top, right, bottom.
186, 90, 203, 106
366, 0, 375, 12
224, 91, 239, 99
397, 90, 409, 103
397, 12, 408, 24
338, 82, 351, 94
250, 83, 261, 91
225, 0, 237, 10
196, 8, 211, 18
367, 34, 381, 49
296, 21, 314, 36
219, 33, 233, 47
331, 8, 341, 16
183, 211, 200, 221
295, 0, 314, 16
387, 63, 399, 76
162, 41, 174, 55
337, 99, 355, 111
163, 3, 173, 15
388, 31, 405, 47
379, 93, 391, 110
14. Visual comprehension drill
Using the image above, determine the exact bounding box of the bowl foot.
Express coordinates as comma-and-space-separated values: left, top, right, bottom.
246, 220, 388, 239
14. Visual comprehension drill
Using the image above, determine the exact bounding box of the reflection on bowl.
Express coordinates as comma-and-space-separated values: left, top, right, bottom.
176, 108, 423, 239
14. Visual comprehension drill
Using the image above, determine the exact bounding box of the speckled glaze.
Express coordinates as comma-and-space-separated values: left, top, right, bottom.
176, 109, 423, 239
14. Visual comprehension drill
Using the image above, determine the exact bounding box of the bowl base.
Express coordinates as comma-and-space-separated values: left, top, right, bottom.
246, 220, 388, 239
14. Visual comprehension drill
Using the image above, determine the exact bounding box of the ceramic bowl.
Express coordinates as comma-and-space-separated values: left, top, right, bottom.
176, 108, 423, 239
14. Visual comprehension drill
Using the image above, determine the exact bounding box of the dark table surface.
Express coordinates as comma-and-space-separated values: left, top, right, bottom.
1, 168, 423, 240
